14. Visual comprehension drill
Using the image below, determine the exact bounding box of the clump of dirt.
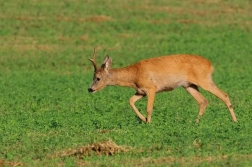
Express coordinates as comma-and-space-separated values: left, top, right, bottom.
53, 140, 132, 158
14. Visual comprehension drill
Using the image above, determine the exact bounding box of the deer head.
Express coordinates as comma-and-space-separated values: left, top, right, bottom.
88, 48, 112, 93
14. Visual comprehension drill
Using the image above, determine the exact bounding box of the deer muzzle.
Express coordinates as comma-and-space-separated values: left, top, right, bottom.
88, 88, 95, 93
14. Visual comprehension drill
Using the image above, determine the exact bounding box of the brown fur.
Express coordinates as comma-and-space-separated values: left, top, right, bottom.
88, 52, 237, 123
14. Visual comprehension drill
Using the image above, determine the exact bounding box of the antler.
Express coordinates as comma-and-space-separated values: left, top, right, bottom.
89, 48, 98, 71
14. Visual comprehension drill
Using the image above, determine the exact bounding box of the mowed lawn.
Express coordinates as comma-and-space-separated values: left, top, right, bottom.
0, 0, 252, 166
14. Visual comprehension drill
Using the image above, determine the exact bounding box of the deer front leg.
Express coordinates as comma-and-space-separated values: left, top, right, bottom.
129, 93, 146, 122
146, 88, 156, 123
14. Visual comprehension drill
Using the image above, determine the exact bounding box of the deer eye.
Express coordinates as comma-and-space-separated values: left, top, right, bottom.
96, 78, 100, 81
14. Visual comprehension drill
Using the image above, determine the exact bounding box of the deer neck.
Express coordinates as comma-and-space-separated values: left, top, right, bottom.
108, 66, 137, 88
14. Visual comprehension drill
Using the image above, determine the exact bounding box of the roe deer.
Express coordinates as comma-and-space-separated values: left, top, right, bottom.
88, 48, 237, 123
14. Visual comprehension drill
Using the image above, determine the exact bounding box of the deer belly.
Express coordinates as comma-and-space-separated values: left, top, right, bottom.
157, 86, 174, 92
155, 77, 189, 93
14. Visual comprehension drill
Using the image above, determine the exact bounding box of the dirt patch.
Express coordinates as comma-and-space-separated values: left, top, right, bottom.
0, 36, 61, 52
52, 140, 132, 159
133, 154, 252, 166
3, 14, 113, 24
54, 15, 113, 23
0, 159, 23, 167
11, 44, 59, 51
85, 15, 113, 23
193, 0, 222, 5
15, 16, 45, 21
140, 5, 249, 17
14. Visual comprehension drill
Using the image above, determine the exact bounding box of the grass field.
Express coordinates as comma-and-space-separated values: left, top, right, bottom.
0, 0, 252, 166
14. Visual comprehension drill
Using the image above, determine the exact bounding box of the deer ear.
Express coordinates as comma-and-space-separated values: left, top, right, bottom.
101, 55, 112, 71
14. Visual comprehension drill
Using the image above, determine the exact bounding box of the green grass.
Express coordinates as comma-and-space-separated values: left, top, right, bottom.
0, 0, 252, 166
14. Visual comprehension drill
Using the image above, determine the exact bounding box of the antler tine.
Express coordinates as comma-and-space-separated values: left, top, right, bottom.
92, 48, 97, 61
89, 48, 98, 71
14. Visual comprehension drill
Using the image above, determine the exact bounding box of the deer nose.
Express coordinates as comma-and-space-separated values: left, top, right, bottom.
88, 88, 94, 93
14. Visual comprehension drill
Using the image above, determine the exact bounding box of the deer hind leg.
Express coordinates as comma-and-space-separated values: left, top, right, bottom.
199, 79, 237, 122
129, 93, 146, 122
185, 84, 208, 122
